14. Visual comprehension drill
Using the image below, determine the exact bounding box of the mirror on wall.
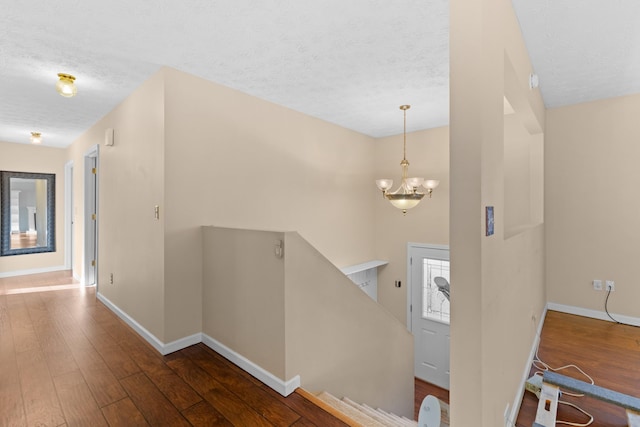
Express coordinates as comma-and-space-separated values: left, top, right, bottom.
0, 171, 55, 256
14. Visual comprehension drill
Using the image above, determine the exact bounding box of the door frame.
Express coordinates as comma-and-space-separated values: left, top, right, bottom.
64, 160, 74, 273
406, 242, 450, 332
83, 145, 99, 287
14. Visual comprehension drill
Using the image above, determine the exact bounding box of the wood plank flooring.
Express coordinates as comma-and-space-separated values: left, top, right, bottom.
0, 271, 349, 427
516, 310, 640, 427
414, 378, 449, 420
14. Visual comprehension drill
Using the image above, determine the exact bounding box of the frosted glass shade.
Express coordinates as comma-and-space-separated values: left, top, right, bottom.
405, 177, 425, 189
56, 73, 77, 97
375, 179, 393, 191
30, 132, 42, 144
386, 193, 424, 211
423, 179, 440, 190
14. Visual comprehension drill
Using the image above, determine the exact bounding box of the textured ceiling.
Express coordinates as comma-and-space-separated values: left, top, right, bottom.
0, 0, 448, 148
4, 2, 638, 149
512, 0, 640, 108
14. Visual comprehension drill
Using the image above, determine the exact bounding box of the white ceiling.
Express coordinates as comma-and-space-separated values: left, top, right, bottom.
512, 0, 640, 108
2, 1, 639, 149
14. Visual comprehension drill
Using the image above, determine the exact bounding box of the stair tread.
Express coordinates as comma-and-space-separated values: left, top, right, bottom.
316, 392, 388, 427
342, 398, 400, 427
342, 397, 395, 427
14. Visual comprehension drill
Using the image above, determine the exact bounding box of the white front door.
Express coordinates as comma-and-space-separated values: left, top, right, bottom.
410, 244, 450, 389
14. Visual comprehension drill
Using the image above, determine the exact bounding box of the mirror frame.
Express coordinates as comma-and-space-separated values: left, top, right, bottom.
0, 171, 56, 256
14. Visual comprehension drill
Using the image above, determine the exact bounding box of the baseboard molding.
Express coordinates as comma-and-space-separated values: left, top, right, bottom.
510, 302, 640, 426
509, 305, 548, 427
95, 293, 299, 396
0, 265, 68, 279
96, 292, 167, 355
547, 302, 640, 327
202, 333, 300, 397
163, 333, 203, 355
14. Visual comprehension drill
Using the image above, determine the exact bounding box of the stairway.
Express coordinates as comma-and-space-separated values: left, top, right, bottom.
297, 388, 449, 427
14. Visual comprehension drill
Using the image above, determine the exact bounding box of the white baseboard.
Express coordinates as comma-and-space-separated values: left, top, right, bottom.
509, 305, 548, 427
164, 333, 202, 355
509, 302, 640, 426
95, 293, 299, 396
97, 292, 167, 355
0, 265, 68, 278
202, 333, 300, 397
547, 302, 640, 327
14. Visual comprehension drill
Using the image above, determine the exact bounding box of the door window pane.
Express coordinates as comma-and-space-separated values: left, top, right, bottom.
422, 258, 450, 323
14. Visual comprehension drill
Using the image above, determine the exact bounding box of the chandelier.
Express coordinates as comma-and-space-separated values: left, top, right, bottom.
375, 105, 439, 214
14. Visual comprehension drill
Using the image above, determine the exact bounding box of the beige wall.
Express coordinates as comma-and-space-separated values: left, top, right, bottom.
0, 141, 66, 274
202, 227, 286, 378
546, 94, 640, 317
373, 126, 450, 323
284, 232, 414, 417
202, 226, 413, 415
66, 71, 166, 340
450, 0, 546, 425
162, 67, 377, 341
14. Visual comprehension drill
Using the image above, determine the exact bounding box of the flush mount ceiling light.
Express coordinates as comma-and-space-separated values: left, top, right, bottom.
56, 73, 77, 97
30, 132, 42, 144
375, 105, 439, 214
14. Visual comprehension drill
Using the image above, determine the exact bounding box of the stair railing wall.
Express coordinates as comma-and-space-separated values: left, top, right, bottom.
202, 226, 414, 418
284, 231, 414, 417
202, 226, 287, 379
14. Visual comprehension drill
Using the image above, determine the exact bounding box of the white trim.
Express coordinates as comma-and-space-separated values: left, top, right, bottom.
508, 305, 548, 427
0, 265, 68, 279
547, 302, 640, 327
509, 302, 640, 426
64, 160, 74, 271
202, 333, 300, 397
83, 145, 99, 287
340, 260, 388, 275
163, 333, 202, 355
96, 292, 166, 354
95, 292, 300, 396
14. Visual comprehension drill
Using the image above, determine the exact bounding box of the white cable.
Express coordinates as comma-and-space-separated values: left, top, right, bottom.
531, 348, 595, 425
556, 400, 594, 426
532, 348, 594, 397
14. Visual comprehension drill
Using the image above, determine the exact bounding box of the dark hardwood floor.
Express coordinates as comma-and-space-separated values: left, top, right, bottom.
0, 271, 449, 426
414, 378, 449, 420
0, 271, 349, 426
515, 310, 640, 427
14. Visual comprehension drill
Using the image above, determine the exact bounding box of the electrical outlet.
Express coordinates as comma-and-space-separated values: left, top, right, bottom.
593, 279, 602, 291
606, 280, 615, 292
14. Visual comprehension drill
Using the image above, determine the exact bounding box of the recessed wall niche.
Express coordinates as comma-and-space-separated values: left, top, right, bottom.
503, 56, 544, 238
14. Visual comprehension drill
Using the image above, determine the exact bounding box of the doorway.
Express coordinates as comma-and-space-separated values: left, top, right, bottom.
83, 146, 99, 286
408, 243, 450, 389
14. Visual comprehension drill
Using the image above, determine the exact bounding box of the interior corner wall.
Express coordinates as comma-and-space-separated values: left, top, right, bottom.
0, 141, 66, 274
546, 93, 640, 318
161, 67, 377, 341
450, 0, 546, 425
66, 70, 166, 341
373, 126, 450, 323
